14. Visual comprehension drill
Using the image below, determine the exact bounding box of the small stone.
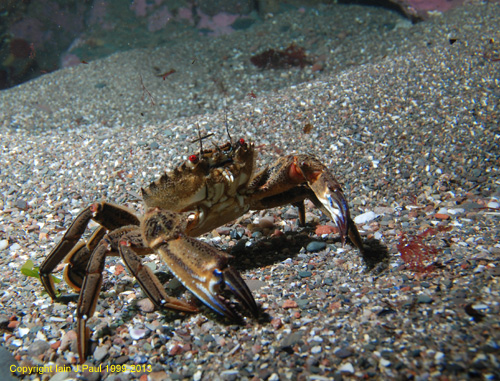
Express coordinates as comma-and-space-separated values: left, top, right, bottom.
0, 240, 9, 251
354, 211, 378, 224
193, 370, 202, 381
380, 358, 391, 367
487, 201, 499, 208
149, 371, 169, 381
268, 373, 279, 381
17, 327, 29, 337
417, 295, 433, 304
28, 340, 50, 357
93, 345, 109, 362
220, 370, 239, 381
311, 345, 322, 354
271, 318, 283, 329
434, 213, 450, 220
129, 327, 149, 340
282, 300, 298, 309
298, 270, 312, 278
15, 199, 28, 210
338, 362, 354, 374
60, 330, 77, 351
315, 225, 337, 235
306, 241, 326, 252
150, 142, 159, 149
137, 298, 155, 313
334, 347, 353, 359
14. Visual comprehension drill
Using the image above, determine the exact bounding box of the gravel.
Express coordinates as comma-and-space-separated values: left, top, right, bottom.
1, 1, 499, 380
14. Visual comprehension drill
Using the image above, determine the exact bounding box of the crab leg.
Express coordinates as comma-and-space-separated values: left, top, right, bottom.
39, 202, 140, 299
75, 226, 197, 363
63, 226, 107, 291
118, 233, 199, 313
142, 208, 258, 319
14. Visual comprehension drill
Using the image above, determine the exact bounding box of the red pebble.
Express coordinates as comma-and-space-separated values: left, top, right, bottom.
271, 318, 283, 329
282, 300, 298, 309
315, 225, 338, 235
434, 213, 450, 220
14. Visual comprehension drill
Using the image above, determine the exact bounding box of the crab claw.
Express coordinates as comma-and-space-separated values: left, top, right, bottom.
222, 266, 259, 317
142, 208, 258, 320
292, 155, 350, 244
157, 236, 258, 320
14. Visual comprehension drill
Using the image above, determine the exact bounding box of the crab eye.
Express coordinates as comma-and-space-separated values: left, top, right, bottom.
239, 138, 246, 146
188, 154, 199, 164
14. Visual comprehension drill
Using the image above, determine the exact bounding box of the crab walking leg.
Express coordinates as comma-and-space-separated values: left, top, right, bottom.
63, 226, 107, 292
76, 235, 115, 363
118, 233, 199, 313
142, 208, 258, 319
39, 202, 140, 299
40, 207, 95, 299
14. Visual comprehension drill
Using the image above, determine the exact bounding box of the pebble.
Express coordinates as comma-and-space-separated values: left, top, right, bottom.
93, 345, 109, 362
311, 345, 322, 354
129, 327, 149, 340
353, 211, 378, 224
338, 362, 355, 374
417, 295, 433, 304
27, 340, 50, 357
306, 241, 326, 252
298, 270, 312, 278
315, 225, 337, 235
0, 347, 17, 381
0, 240, 9, 251
282, 300, 298, 309
220, 370, 239, 381
335, 347, 353, 359
487, 201, 499, 208
380, 358, 391, 367
137, 298, 155, 312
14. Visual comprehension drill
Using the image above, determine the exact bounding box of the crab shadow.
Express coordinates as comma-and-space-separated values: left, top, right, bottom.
227, 226, 389, 273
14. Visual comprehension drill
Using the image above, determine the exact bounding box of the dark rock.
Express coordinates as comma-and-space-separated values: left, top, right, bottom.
306, 241, 326, 252
334, 347, 353, 359
0, 346, 18, 381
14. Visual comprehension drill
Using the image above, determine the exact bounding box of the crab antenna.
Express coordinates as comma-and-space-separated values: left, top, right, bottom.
190, 125, 214, 155
197, 126, 203, 155
224, 109, 232, 145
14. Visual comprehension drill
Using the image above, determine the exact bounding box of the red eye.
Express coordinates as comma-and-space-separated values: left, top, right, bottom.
239, 138, 246, 146
188, 154, 199, 164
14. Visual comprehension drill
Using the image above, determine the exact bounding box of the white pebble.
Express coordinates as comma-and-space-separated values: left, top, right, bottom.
9, 243, 21, 251
18, 327, 30, 337
472, 303, 488, 310
448, 208, 464, 215
129, 327, 148, 340
435, 352, 445, 362
0, 240, 9, 251
311, 345, 322, 354
380, 358, 391, 367
487, 201, 499, 208
193, 370, 202, 381
338, 362, 354, 373
354, 211, 378, 224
